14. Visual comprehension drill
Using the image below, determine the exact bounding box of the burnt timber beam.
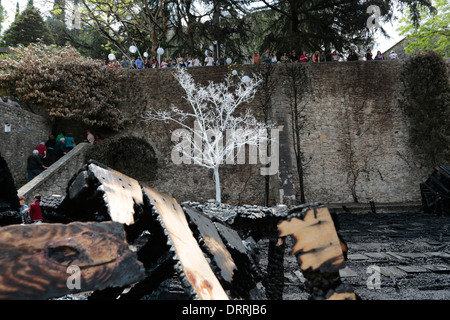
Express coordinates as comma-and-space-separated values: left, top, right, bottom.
0, 154, 21, 226
143, 186, 229, 300
0, 221, 145, 300
278, 205, 356, 300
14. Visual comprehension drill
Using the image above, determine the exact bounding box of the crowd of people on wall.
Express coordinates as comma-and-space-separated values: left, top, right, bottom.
103, 46, 401, 70
26, 129, 102, 182
254, 47, 400, 64
103, 51, 230, 69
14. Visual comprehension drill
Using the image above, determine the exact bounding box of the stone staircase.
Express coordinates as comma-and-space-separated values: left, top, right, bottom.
17, 143, 92, 200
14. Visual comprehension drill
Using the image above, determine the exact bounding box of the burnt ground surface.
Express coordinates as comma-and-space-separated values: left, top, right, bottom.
272, 210, 450, 300
56, 208, 450, 302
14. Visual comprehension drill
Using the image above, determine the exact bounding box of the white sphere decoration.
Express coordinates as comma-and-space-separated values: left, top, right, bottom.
129, 45, 138, 53
143, 52, 149, 58
157, 47, 164, 55
209, 45, 214, 51
232, 70, 238, 76
242, 75, 251, 84
108, 53, 116, 61
226, 58, 232, 65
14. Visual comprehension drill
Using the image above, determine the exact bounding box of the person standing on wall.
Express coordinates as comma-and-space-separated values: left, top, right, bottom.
65, 133, 75, 152
252, 51, 261, 64
54, 137, 67, 161
86, 129, 95, 145
45, 135, 56, 166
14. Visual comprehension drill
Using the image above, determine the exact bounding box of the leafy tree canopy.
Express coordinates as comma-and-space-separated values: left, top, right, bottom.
398, 0, 449, 57
2, 5, 55, 46
0, 1, 6, 35
0, 43, 125, 130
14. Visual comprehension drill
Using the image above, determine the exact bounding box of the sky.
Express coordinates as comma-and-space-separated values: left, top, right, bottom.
1, 0, 403, 53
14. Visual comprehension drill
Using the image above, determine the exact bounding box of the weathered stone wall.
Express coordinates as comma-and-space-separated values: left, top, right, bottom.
115, 61, 441, 206
0, 102, 52, 188
3, 60, 446, 207
290, 60, 429, 204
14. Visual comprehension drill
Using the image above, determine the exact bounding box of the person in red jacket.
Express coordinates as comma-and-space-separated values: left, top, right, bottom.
29, 194, 43, 223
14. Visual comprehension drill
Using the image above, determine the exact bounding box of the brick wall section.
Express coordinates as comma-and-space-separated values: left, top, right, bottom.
0, 102, 52, 188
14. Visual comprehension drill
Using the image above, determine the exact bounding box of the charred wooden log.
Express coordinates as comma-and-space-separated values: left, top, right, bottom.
183, 205, 263, 299
185, 200, 289, 299
0, 154, 21, 226
143, 187, 229, 300
278, 204, 356, 300
263, 236, 285, 300
420, 166, 450, 216
0, 221, 145, 300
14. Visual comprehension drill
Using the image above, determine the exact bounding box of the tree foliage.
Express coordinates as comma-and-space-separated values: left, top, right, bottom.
0, 43, 125, 130
401, 51, 450, 168
398, 0, 449, 57
0, 1, 6, 35
78, 0, 169, 57
2, 5, 55, 46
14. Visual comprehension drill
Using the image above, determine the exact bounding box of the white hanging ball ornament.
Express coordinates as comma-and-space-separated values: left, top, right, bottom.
157, 47, 164, 55
232, 70, 238, 76
226, 58, 232, 65
144, 52, 149, 58
209, 45, 214, 51
129, 46, 137, 53
108, 53, 116, 61
242, 75, 251, 84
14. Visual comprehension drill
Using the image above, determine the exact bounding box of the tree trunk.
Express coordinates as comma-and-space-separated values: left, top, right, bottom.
214, 165, 221, 203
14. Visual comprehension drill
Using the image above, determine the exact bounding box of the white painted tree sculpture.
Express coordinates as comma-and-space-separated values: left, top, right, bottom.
142, 67, 274, 203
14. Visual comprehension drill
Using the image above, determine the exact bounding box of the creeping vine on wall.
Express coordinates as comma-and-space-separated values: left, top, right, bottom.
401, 51, 450, 168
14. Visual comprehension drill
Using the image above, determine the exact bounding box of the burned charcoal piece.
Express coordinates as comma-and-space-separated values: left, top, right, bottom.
278, 206, 355, 300
183, 206, 236, 286
41, 195, 70, 223
0, 154, 19, 213
263, 235, 285, 300
0, 210, 21, 226
213, 218, 263, 299
420, 166, 450, 216
0, 221, 145, 300
143, 186, 229, 300
68, 170, 90, 200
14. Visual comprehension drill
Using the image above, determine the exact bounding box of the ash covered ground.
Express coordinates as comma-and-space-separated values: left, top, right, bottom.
276, 210, 450, 300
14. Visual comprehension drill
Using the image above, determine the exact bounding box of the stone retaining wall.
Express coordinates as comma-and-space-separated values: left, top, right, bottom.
0, 101, 52, 188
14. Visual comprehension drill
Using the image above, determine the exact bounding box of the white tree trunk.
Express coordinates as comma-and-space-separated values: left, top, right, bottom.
214, 166, 221, 203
